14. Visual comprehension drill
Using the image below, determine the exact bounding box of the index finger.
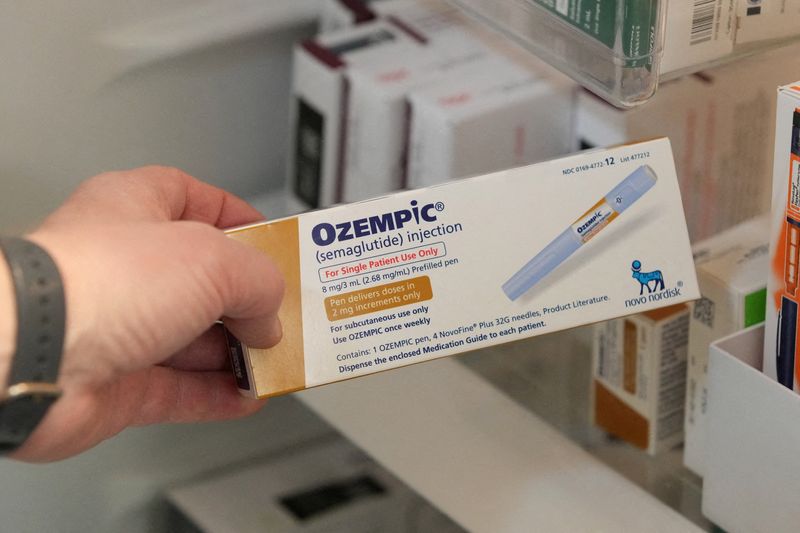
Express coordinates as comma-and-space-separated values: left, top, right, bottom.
54, 166, 266, 228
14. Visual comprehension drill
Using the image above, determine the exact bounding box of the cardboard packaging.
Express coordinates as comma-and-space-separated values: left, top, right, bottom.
765, 83, 800, 393
406, 55, 574, 189
289, 20, 423, 209
575, 42, 800, 241
659, 0, 736, 74
291, 0, 481, 209
342, 31, 489, 202
318, 0, 380, 33
591, 304, 690, 456
341, 0, 575, 201
734, 0, 800, 44
225, 139, 699, 398
684, 215, 769, 476
703, 325, 800, 533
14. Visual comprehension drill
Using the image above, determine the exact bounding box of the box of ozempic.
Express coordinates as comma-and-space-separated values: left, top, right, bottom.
224, 138, 700, 398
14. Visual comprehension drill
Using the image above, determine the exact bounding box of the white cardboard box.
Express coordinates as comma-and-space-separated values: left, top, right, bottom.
660, 0, 736, 74
703, 324, 800, 533
764, 83, 800, 392
406, 55, 573, 188
225, 139, 699, 398
591, 304, 691, 455
318, 0, 380, 33
575, 42, 800, 241
734, 0, 800, 44
684, 214, 769, 476
342, 31, 489, 202
289, 21, 422, 209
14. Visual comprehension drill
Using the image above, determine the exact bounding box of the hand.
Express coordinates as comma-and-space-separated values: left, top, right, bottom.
2, 166, 284, 462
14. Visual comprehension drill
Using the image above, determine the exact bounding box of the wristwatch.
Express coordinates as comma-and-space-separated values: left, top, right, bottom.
0, 237, 65, 454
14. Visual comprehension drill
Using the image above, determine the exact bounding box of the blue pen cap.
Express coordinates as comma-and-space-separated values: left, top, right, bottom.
604, 165, 657, 214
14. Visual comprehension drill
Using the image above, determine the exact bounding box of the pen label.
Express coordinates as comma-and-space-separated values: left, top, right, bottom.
789, 157, 800, 214
571, 200, 618, 244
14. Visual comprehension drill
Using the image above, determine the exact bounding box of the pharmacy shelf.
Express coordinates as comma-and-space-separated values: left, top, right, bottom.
247, 191, 711, 532
450, 0, 800, 108
297, 352, 702, 533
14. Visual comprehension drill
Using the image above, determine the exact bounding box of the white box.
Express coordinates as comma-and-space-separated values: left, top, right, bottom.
289, 21, 422, 209
341, 0, 572, 200
342, 32, 489, 202
660, 0, 736, 74
406, 56, 574, 188
703, 324, 800, 533
684, 215, 769, 476
735, 0, 800, 44
225, 139, 699, 398
591, 304, 691, 455
166, 439, 462, 533
318, 0, 379, 34
765, 83, 800, 391
576, 42, 800, 241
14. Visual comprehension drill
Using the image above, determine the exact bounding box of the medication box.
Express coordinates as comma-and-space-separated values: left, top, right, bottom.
575, 42, 800, 241
735, 0, 800, 44
659, 0, 735, 75
318, 0, 379, 33
684, 215, 769, 476
289, 20, 422, 209
765, 83, 800, 392
342, 31, 488, 202
591, 304, 690, 456
225, 139, 699, 398
406, 55, 573, 188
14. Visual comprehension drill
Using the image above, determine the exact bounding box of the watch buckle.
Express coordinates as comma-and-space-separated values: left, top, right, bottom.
1, 382, 62, 402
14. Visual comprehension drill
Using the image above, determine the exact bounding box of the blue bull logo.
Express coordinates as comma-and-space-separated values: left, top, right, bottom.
631, 260, 664, 295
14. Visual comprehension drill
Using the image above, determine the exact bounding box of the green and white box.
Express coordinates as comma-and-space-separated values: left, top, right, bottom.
684, 214, 769, 476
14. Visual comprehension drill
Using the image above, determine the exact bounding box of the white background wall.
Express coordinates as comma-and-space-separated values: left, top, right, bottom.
0, 0, 316, 233
0, 2, 327, 532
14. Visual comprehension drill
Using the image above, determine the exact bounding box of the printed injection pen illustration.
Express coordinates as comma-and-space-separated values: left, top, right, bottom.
776, 109, 800, 389
502, 165, 658, 301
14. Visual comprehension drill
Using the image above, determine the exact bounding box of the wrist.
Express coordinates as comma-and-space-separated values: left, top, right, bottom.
0, 254, 15, 388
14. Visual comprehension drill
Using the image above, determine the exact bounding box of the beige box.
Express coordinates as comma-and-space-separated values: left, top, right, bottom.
225, 139, 699, 398
591, 304, 691, 455
735, 0, 800, 44
575, 42, 800, 241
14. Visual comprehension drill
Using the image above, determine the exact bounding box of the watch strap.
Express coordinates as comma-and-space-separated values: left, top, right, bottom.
0, 237, 65, 453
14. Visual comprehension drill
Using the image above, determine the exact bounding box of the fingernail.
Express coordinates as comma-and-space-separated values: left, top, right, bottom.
267, 317, 283, 346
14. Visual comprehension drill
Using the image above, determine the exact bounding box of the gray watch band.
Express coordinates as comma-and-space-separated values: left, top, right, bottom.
0, 237, 66, 454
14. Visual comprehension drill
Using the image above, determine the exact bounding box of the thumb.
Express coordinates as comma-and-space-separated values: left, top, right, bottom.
197, 223, 285, 349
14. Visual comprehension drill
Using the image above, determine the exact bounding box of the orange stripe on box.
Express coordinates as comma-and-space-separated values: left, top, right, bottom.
226, 218, 305, 397
594, 381, 650, 451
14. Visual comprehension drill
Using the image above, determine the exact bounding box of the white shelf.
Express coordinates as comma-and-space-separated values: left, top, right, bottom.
298, 358, 702, 533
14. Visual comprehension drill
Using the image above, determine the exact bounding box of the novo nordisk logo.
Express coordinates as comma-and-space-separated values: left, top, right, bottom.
631, 260, 664, 294
311, 200, 444, 246
625, 259, 682, 309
